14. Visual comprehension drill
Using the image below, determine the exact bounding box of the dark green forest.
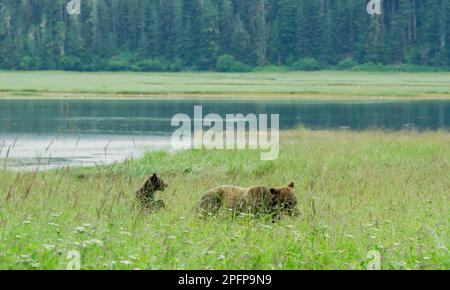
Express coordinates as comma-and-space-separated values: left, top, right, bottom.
0, 0, 449, 71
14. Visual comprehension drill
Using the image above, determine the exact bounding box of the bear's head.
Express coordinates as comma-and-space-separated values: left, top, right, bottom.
149, 173, 167, 192
269, 182, 298, 215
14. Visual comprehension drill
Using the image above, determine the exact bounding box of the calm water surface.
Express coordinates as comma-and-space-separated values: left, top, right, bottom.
1, 99, 449, 170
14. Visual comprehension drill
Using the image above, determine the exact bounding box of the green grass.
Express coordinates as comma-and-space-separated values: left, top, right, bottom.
0, 130, 448, 269
1, 71, 450, 99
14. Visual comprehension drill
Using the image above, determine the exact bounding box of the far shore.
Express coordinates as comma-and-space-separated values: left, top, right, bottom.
1, 71, 450, 101
2, 91, 450, 101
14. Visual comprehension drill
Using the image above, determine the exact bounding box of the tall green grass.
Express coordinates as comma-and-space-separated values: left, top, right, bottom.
0, 130, 449, 269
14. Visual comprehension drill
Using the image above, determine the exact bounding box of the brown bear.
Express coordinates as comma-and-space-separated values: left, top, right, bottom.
197, 182, 299, 220
135, 173, 167, 211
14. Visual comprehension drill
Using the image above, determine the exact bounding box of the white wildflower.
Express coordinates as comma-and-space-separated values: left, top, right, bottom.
75, 226, 86, 233
120, 260, 133, 266
43, 244, 56, 251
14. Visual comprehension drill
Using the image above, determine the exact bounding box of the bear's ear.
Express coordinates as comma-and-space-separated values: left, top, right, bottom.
150, 173, 158, 184
270, 188, 280, 195
288, 182, 295, 188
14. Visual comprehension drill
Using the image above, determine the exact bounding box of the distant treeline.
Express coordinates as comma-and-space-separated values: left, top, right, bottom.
0, 0, 449, 72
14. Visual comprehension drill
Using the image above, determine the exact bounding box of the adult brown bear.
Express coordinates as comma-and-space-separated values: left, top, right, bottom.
197, 182, 300, 220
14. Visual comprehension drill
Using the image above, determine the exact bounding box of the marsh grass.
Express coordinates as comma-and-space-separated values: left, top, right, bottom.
1, 71, 450, 99
0, 130, 449, 269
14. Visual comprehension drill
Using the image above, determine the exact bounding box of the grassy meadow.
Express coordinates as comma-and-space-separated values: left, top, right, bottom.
1, 71, 450, 99
0, 130, 449, 270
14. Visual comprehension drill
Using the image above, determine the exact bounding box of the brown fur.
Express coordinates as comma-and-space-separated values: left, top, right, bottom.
135, 173, 167, 211
197, 182, 299, 220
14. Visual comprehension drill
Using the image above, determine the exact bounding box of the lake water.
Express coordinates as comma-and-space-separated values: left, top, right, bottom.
1, 99, 449, 170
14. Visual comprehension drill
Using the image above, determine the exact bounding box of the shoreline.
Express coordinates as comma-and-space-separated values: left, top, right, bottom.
1, 71, 450, 101
2, 129, 449, 173
1, 92, 450, 101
